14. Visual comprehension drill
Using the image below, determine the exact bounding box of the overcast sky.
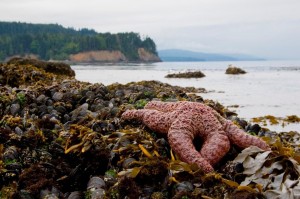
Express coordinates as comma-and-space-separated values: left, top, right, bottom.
0, 0, 299, 59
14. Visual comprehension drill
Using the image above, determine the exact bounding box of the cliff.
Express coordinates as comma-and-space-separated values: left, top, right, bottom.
70, 50, 127, 63
137, 48, 161, 62
69, 48, 161, 63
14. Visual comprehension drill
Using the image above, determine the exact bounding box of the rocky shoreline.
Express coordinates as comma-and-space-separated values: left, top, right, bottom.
1, 60, 300, 199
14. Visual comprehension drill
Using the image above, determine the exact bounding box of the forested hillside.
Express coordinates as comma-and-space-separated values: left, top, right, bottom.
0, 22, 159, 62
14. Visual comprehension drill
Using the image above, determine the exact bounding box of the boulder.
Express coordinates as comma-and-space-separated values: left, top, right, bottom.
7, 57, 75, 77
225, 65, 246, 75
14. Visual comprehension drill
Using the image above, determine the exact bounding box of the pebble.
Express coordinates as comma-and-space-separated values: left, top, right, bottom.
15, 126, 24, 135
10, 103, 20, 115
36, 94, 46, 104
52, 92, 64, 101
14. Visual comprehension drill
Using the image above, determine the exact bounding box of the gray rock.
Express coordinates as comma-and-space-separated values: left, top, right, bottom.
67, 191, 83, 199
52, 92, 64, 101
46, 99, 54, 106
86, 91, 95, 100
15, 126, 24, 135
90, 188, 105, 199
71, 103, 89, 121
36, 94, 46, 104
87, 177, 106, 190
10, 103, 20, 115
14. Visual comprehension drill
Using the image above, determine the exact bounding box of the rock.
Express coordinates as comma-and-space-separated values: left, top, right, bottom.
70, 103, 89, 121
85, 91, 95, 100
225, 65, 246, 74
10, 103, 20, 115
52, 92, 64, 101
67, 191, 83, 199
36, 94, 46, 104
15, 126, 24, 135
165, 70, 205, 78
87, 177, 106, 190
7, 57, 75, 77
246, 123, 261, 134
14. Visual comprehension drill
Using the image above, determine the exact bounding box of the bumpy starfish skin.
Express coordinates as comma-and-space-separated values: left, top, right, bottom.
122, 101, 270, 173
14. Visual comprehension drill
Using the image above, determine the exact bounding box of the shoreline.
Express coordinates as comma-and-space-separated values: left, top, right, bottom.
1, 60, 300, 198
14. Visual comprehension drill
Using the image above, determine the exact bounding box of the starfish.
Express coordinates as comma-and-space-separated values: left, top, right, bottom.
122, 101, 270, 173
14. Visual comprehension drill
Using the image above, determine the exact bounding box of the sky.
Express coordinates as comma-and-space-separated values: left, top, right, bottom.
0, 0, 300, 59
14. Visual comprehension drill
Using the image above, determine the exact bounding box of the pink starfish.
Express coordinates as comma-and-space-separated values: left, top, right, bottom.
122, 101, 270, 173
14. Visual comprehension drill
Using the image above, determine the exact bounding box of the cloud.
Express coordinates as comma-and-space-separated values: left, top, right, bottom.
1, 0, 300, 59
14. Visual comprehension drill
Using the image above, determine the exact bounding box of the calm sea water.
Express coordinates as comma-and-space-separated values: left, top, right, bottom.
72, 60, 300, 132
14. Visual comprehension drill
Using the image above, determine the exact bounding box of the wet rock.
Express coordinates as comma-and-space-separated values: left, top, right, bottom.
70, 103, 89, 120
67, 191, 83, 199
52, 92, 64, 101
36, 94, 46, 104
46, 99, 54, 106
115, 90, 125, 97
7, 57, 75, 77
40, 187, 61, 199
63, 114, 71, 123
246, 123, 261, 134
85, 91, 95, 100
165, 70, 205, 78
89, 188, 105, 199
47, 106, 54, 113
87, 177, 106, 190
55, 105, 67, 115
15, 126, 24, 135
174, 181, 194, 193
225, 65, 246, 74
10, 103, 20, 115
38, 105, 48, 115
122, 158, 137, 169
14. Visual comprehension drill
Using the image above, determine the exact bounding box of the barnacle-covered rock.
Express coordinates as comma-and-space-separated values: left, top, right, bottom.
7, 57, 75, 77
165, 70, 205, 78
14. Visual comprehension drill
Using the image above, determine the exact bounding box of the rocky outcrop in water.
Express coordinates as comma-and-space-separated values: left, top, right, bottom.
225, 65, 246, 74
165, 70, 205, 78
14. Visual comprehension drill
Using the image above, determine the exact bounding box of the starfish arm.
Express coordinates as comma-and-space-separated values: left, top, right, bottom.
168, 118, 214, 173
144, 101, 187, 112
200, 131, 230, 166
223, 120, 271, 150
122, 109, 147, 121
122, 109, 171, 134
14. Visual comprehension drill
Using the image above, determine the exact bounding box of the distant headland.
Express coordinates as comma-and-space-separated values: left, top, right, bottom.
158, 49, 265, 62
0, 21, 161, 63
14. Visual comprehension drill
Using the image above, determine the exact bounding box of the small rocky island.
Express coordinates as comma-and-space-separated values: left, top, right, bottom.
165, 70, 205, 78
225, 65, 247, 74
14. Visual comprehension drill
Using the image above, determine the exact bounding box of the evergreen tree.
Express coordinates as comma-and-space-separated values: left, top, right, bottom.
0, 22, 158, 61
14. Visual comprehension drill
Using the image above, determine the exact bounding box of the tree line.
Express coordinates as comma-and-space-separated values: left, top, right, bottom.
0, 22, 158, 61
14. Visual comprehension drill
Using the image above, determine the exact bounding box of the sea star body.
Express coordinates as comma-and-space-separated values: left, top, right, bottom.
122, 101, 270, 173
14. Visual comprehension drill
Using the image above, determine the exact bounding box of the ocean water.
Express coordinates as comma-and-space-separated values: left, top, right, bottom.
72, 60, 300, 132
